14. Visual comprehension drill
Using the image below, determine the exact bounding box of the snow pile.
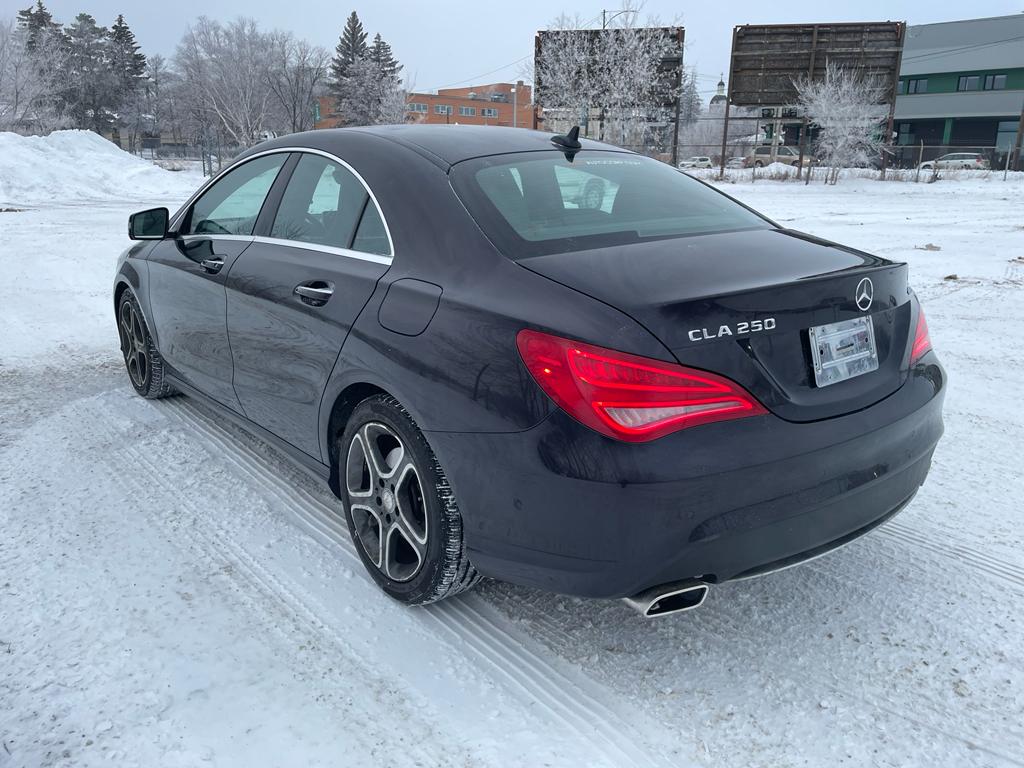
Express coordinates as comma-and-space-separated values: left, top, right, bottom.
0, 130, 203, 207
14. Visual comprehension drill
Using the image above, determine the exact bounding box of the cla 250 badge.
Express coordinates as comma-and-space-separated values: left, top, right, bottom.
688, 318, 777, 342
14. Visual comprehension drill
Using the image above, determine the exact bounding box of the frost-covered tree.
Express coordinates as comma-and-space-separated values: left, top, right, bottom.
264, 31, 330, 134
16, 0, 61, 52
62, 13, 117, 132
535, 8, 679, 150
0, 16, 67, 132
108, 14, 147, 151
176, 17, 272, 147
795, 62, 888, 184
336, 56, 406, 126
678, 68, 702, 128
533, 15, 598, 133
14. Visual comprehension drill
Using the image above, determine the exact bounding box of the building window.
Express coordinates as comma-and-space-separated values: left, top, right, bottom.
434, 104, 452, 115
984, 74, 1007, 91
896, 80, 905, 95
481, 107, 498, 118
407, 102, 427, 113
459, 106, 477, 116
957, 76, 980, 91
907, 79, 927, 94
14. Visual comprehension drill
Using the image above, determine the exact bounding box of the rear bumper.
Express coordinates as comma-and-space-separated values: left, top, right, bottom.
427, 357, 945, 599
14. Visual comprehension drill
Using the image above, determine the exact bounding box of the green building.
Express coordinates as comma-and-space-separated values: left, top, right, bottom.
894, 14, 1024, 166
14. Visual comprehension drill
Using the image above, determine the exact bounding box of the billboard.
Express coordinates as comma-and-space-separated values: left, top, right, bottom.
727, 22, 906, 107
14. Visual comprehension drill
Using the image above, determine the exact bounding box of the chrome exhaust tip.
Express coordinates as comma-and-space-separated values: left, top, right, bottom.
622, 581, 709, 618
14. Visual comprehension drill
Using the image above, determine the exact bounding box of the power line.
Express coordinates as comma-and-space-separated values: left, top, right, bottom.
423, 55, 532, 92
422, 11, 607, 92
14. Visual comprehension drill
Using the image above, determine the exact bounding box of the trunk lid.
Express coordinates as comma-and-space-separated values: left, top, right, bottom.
519, 227, 913, 422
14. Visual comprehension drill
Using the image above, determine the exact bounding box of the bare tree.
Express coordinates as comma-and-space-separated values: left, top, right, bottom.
176, 17, 272, 147
534, 6, 678, 151
795, 62, 888, 184
0, 18, 67, 132
532, 14, 596, 131
264, 31, 330, 135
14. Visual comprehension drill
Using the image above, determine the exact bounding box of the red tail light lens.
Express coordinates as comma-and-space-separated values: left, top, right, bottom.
516, 329, 767, 442
910, 305, 932, 364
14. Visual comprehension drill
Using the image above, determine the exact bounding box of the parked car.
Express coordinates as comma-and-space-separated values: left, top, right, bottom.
918, 153, 990, 171
678, 156, 713, 169
115, 125, 944, 617
725, 156, 746, 169
745, 145, 812, 168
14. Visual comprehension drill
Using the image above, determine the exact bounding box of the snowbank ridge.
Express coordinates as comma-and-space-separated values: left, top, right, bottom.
0, 130, 198, 207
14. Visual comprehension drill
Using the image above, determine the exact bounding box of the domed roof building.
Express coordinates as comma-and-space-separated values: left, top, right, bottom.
710, 75, 727, 106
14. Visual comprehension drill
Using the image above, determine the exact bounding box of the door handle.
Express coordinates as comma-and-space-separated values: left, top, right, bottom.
200, 257, 224, 273
294, 281, 334, 305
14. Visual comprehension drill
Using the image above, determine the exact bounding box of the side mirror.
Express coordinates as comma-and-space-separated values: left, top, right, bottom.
129, 207, 169, 240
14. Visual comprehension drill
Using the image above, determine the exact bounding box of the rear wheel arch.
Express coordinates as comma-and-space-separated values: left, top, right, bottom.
325, 382, 390, 496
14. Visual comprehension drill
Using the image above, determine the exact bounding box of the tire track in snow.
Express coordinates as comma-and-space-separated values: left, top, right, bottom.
878, 519, 1024, 593
163, 391, 1024, 765
93, 415, 470, 767
156, 395, 677, 768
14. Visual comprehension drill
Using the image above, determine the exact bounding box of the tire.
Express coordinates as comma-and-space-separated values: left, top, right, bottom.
339, 394, 480, 605
754, 160, 764, 168
117, 289, 175, 399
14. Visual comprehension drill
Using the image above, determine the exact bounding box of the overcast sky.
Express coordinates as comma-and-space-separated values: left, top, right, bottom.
4, 0, 1022, 101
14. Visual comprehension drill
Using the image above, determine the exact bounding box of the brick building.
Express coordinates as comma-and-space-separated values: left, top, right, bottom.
314, 81, 536, 130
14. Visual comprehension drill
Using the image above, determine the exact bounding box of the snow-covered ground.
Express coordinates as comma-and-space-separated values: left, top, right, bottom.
2, 133, 1023, 767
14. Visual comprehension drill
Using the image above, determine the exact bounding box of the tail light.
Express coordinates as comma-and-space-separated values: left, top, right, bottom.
910, 305, 932, 364
516, 329, 767, 442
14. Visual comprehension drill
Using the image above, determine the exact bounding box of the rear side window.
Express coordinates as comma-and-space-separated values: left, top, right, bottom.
186, 154, 286, 236
271, 153, 388, 254
451, 151, 770, 258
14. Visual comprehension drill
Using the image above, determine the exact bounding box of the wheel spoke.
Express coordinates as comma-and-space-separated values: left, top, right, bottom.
349, 503, 383, 567
345, 433, 376, 497
136, 349, 148, 382
360, 423, 404, 480
384, 520, 423, 582
393, 462, 427, 544
131, 312, 146, 350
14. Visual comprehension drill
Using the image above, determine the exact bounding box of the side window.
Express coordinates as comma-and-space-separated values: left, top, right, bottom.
352, 204, 390, 256
186, 154, 286, 236
271, 153, 382, 252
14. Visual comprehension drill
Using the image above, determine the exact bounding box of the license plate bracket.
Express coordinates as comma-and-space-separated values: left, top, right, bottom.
808, 316, 878, 388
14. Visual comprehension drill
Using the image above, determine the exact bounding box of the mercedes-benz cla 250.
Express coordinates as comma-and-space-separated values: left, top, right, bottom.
114, 126, 944, 617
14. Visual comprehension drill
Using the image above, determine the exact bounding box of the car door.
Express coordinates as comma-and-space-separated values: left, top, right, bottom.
225, 151, 392, 459
147, 152, 288, 411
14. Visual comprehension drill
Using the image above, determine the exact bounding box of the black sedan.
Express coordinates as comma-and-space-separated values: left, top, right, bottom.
114, 125, 945, 617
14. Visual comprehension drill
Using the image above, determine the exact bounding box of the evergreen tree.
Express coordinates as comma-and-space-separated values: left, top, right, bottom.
63, 13, 115, 132
369, 33, 401, 84
329, 11, 368, 97
108, 14, 146, 94
108, 14, 148, 151
17, 1, 62, 51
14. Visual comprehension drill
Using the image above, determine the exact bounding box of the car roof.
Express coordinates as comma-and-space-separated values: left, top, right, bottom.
292, 124, 628, 169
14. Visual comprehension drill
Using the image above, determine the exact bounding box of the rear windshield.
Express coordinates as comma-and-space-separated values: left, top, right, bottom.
450, 151, 770, 258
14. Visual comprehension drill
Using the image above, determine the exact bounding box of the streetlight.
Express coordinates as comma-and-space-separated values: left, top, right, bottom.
602, 8, 636, 29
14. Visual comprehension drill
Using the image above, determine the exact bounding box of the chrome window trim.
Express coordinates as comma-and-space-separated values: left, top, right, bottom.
251, 236, 391, 266
179, 233, 255, 243
169, 146, 395, 263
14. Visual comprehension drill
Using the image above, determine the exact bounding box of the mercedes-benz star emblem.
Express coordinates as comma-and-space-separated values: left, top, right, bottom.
855, 277, 874, 312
